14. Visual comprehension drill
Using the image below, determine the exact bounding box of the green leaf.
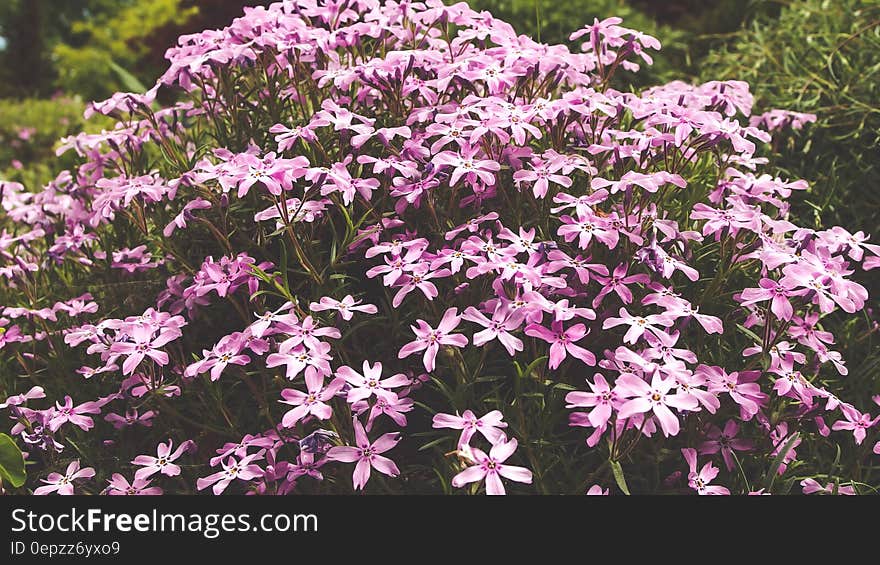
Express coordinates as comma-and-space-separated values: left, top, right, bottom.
278, 239, 292, 294
735, 323, 763, 345
610, 460, 630, 495
108, 60, 147, 93
516, 356, 548, 380
0, 433, 26, 488
766, 432, 800, 491
418, 437, 451, 452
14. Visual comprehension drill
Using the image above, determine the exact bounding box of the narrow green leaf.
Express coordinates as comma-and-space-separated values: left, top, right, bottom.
0, 433, 26, 488
766, 432, 800, 491
418, 437, 451, 452
519, 356, 548, 380
108, 60, 148, 93
610, 460, 630, 495
279, 239, 290, 291
735, 323, 763, 345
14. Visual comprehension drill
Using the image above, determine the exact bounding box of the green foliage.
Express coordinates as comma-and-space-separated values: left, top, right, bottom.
52, 0, 197, 100
0, 97, 92, 187
0, 433, 26, 489
702, 0, 880, 233
0, 0, 130, 97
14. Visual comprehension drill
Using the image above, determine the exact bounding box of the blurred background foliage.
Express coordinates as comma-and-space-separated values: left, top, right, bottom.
50, 0, 198, 100
0, 96, 93, 187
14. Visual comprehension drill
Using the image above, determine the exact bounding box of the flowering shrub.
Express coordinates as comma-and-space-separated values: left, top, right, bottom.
1, 0, 878, 495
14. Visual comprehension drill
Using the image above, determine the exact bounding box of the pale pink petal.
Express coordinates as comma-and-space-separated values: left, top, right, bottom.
451, 465, 486, 488
370, 455, 400, 477
485, 472, 506, 495
497, 465, 532, 484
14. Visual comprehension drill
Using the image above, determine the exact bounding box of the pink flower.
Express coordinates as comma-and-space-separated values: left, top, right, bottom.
525, 320, 596, 369
513, 159, 572, 199
769, 423, 802, 475
357, 393, 414, 431
0, 385, 45, 409
34, 460, 95, 495
462, 303, 525, 355
197, 453, 265, 495
643, 330, 697, 364
657, 299, 724, 335
616, 371, 698, 437
698, 420, 753, 471
565, 374, 618, 430
186, 333, 251, 381
132, 439, 194, 481
288, 451, 328, 482
209, 434, 275, 467
592, 263, 651, 307
48, 395, 101, 432
703, 366, 767, 419
249, 301, 296, 339
109, 323, 181, 375
104, 408, 155, 429
105, 473, 162, 495
163, 197, 212, 237
277, 315, 341, 352
451, 438, 533, 495
326, 417, 401, 490
544, 250, 609, 284
391, 264, 450, 307
366, 245, 426, 287
270, 122, 318, 151
769, 356, 815, 405
592, 171, 685, 195
557, 210, 618, 249
602, 307, 672, 345
279, 373, 345, 428
739, 278, 808, 321
398, 307, 468, 372
432, 146, 501, 188
266, 342, 333, 381
831, 404, 879, 445
445, 212, 500, 240
432, 409, 508, 448
681, 449, 729, 495
309, 295, 377, 321
336, 360, 409, 403
234, 152, 291, 197
800, 478, 855, 495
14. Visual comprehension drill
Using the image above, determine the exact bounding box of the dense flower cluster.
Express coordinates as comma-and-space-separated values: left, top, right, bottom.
0, 0, 877, 495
